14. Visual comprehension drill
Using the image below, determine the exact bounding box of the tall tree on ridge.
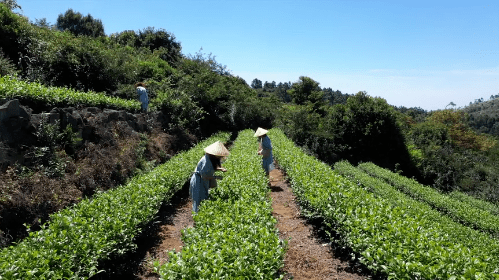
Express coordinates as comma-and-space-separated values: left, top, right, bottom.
288, 76, 322, 105
251, 78, 262, 89
56, 9, 105, 37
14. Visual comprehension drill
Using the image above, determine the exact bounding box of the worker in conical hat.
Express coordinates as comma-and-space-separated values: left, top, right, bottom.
254, 127, 274, 175
189, 141, 229, 213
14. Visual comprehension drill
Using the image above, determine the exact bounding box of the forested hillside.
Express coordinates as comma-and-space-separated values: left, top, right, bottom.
1, 1, 499, 251
463, 96, 499, 135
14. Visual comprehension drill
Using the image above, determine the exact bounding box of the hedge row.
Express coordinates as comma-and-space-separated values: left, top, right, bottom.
358, 162, 499, 236
0, 132, 230, 280
0, 75, 139, 110
334, 160, 499, 275
270, 128, 499, 279
155, 129, 286, 279
448, 191, 499, 216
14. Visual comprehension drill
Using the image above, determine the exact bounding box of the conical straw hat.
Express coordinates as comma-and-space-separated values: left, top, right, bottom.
253, 127, 268, 137
204, 141, 230, 156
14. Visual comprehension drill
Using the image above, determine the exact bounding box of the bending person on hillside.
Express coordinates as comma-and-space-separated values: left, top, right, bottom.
189, 141, 229, 213
254, 127, 275, 176
135, 82, 149, 112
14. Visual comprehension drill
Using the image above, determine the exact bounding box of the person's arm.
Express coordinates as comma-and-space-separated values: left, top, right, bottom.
201, 168, 226, 180
216, 166, 227, 172
257, 141, 263, 155
213, 166, 227, 179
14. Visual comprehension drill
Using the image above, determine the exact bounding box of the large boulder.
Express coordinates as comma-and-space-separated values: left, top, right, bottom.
0, 99, 33, 143
0, 100, 36, 168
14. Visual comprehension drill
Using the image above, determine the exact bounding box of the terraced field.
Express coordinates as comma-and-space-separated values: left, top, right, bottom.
2, 94, 499, 278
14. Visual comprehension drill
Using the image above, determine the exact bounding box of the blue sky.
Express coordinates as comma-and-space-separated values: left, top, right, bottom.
17, 0, 499, 111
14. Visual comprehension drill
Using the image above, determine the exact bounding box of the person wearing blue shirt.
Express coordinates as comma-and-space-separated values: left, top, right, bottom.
189, 141, 229, 213
135, 82, 149, 112
254, 127, 275, 176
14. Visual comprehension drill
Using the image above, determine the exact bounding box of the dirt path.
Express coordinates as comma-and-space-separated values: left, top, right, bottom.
135, 188, 194, 280
269, 168, 371, 280
117, 167, 374, 279
89, 182, 193, 280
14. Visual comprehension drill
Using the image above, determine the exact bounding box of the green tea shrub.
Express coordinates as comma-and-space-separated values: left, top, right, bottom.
0, 132, 230, 279
155, 130, 285, 279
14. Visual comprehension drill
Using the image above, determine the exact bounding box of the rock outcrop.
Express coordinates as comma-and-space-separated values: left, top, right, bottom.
0, 98, 168, 170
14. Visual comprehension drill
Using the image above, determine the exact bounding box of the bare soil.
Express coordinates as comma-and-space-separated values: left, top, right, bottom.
99, 167, 377, 279
135, 186, 194, 280
89, 181, 193, 280
269, 168, 372, 280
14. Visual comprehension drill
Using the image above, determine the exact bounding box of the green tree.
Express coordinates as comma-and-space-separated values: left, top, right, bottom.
56, 9, 105, 37
0, 48, 18, 76
138, 27, 181, 65
274, 82, 292, 103
251, 78, 262, 89
110, 28, 182, 66
109, 30, 140, 47
0, 0, 21, 11
287, 76, 327, 116
287, 76, 323, 106
445, 101, 456, 109
323, 87, 349, 105
263, 81, 276, 92
0, 3, 33, 72
33, 18, 52, 29
327, 91, 414, 171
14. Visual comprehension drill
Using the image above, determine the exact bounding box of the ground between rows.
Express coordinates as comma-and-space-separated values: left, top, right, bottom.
93, 167, 377, 279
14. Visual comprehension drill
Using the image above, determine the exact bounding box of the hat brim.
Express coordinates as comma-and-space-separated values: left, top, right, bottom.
254, 127, 268, 137
204, 141, 230, 156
